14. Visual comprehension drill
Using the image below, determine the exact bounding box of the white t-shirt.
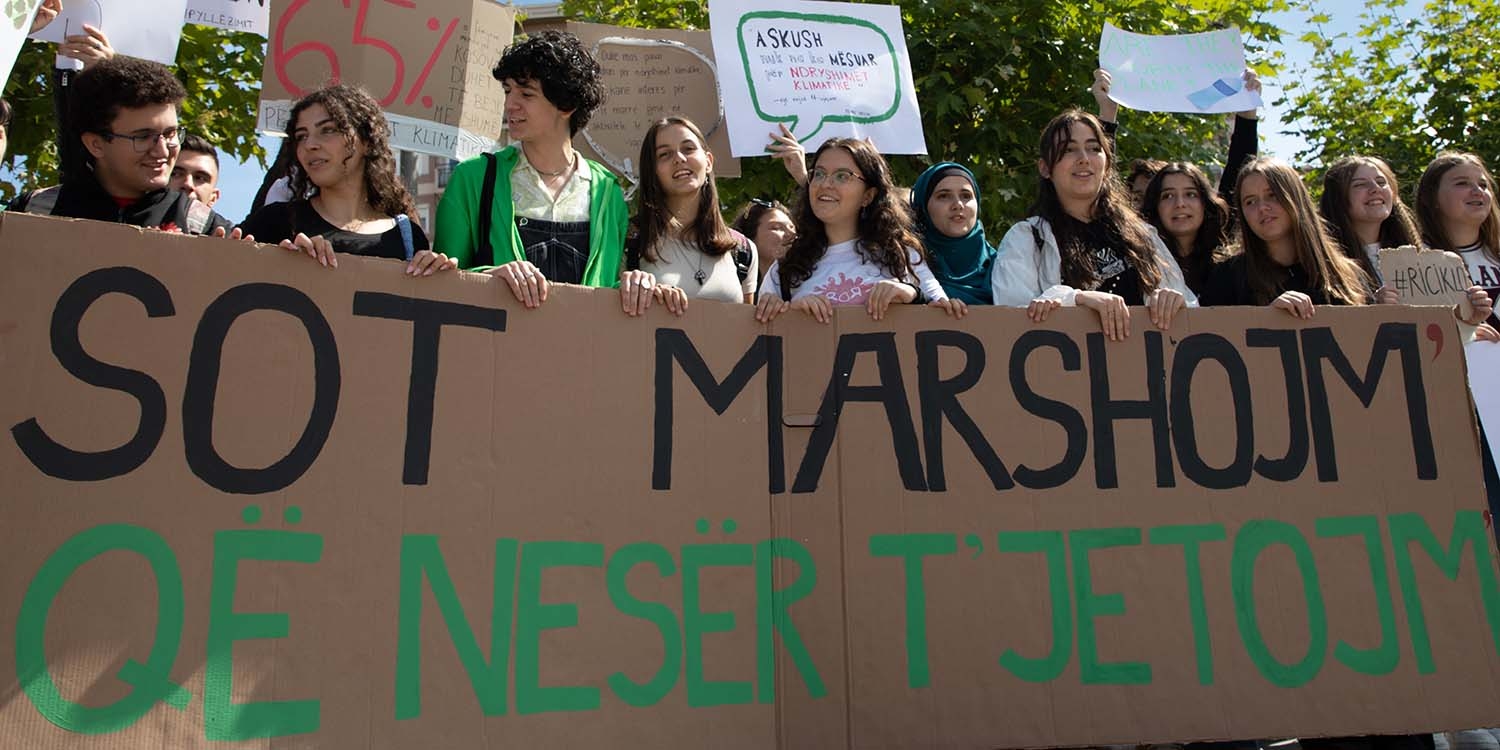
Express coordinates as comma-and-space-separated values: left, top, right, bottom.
760, 240, 946, 304
641, 235, 755, 303
1459, 243, 1500, 292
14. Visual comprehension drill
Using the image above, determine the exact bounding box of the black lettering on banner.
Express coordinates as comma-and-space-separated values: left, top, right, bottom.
792, 333, 925, 493
915, 330, 1013, 491
1301, 323, 1436, 481
1008, 330, 1087, 489
1169, 334, 1254, 489
1087, 332, 1175, 489
653, 329, 784, 493
351, 292, 507, 486
182, 283, 340, 494
11, 267, 173, 480
1246, 328, 1310, 482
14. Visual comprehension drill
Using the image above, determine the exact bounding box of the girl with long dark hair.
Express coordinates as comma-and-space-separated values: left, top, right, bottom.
754, 138, 962, 323
992, 109, 1193, 341
239, 83, 450, 275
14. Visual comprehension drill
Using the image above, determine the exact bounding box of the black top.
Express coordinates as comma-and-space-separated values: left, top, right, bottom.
238, 200, 429, 261
1059, 215, 1145, 305
1200, 252, 1363, 307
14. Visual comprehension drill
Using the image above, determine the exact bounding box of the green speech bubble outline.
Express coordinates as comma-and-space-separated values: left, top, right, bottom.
735, 11, 903, 146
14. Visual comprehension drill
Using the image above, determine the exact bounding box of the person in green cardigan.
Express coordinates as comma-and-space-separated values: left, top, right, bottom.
434, 30, 627, 308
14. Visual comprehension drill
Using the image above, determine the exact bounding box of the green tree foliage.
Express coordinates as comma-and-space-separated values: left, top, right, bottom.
0, 24, 266, 199
1279, 0, 1499, 187
559, 0, 1283, 224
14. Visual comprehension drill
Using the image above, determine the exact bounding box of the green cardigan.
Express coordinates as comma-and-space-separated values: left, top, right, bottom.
433, 144, 627, 287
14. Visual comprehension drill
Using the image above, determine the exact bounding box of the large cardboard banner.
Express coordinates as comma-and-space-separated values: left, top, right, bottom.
565, 21, 741, 181
258, 0, 514, 160
1098, 23, 1262, 114
709, 0, 926, 157
3, 214, 1500, 748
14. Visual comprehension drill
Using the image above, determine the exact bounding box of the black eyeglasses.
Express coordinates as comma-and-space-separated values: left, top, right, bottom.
101, 127, 183, 153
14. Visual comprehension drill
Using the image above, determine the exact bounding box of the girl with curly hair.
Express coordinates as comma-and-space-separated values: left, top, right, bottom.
1139, 162, 1232, 296
754, 138, 963, 323
992, 109, 1194, 341
618, 117, 754, 316
239, 83, 451, 275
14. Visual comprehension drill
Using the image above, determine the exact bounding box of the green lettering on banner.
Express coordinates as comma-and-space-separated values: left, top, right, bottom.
16, 524, 190, 735
606, 542, 681, 707
755, 538, 825, 703
1070, 527, 1151, 684
205, 526, 324, 740
996, 530, 1072, 682
1149, 523, 1227, 685
1389, 511, 1500, 674
1314, 516, 1399, 675
394, 536, 518, 719
682, 542, 754, 707
1231, 520, 1327, 687
869, 533, 958, 688
515, 541, 604, 714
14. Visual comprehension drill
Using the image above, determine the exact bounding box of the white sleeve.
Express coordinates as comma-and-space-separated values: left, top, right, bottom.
1149, 229, 1199, 307
761, 260, 782, 300
992, 218, 1078, 306
907, 247, 948, 301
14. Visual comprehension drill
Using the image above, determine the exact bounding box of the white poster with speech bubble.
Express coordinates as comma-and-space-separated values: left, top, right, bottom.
1098, 23, 1261, 115
709, 0, 925, 157
0, 0, 43, 90
29, 0, 187, 65
184, 0, 268, 36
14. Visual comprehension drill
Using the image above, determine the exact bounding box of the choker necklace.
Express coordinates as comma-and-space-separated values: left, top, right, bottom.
528, 149, 576, 178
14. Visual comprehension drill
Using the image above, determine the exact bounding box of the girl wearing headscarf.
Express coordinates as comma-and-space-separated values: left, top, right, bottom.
911, 162, 997, 306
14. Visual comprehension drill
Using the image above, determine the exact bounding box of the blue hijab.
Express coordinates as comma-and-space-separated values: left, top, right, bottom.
911, 162, 997, 305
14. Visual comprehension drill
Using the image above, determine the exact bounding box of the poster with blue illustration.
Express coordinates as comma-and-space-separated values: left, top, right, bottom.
1098, 23, 1262, 114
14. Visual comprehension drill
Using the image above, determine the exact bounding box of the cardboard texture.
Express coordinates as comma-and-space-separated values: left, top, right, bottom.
1380, 245, 1476, 320
2, 213, 1500, 749
562, 21, 741, 181
257, 0, 514, 160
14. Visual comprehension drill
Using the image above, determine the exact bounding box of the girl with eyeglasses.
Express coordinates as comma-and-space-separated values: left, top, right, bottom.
239, 83, 452, 275
992, 109, 1195, 341
754, 138, 963, 323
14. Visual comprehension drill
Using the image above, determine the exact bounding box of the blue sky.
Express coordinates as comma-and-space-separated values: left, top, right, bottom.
208, 4, 1366, 225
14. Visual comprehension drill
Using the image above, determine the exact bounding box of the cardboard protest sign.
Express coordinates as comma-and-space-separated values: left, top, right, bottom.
258, 0, 514, 160
1098, 23, 1262, 114
184, 0, 268, 36
564, 21, 740, 181
709, 0, 925, 157
29, 0, 188, 66
2, 213, 1500, 748
1380, 245, 1476, 320
0, 0, 42, 89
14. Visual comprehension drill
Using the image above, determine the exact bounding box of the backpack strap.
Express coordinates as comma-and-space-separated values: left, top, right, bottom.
396, 213, 415, 261
730, 229, 753, 284
476, 152, 498, 268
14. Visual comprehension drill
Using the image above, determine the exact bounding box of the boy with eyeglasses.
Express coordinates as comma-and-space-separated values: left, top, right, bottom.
10, 57, 233, 235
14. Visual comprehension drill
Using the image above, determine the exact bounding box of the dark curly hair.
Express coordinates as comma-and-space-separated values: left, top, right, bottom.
631, 117, 737, 263
1141, 162, 1231, 293
1031, 109, 1163, 293
284, 83, 418, 223
780, 138, 923, 293
68, 57, 185, 177
492, 30, 604, 135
